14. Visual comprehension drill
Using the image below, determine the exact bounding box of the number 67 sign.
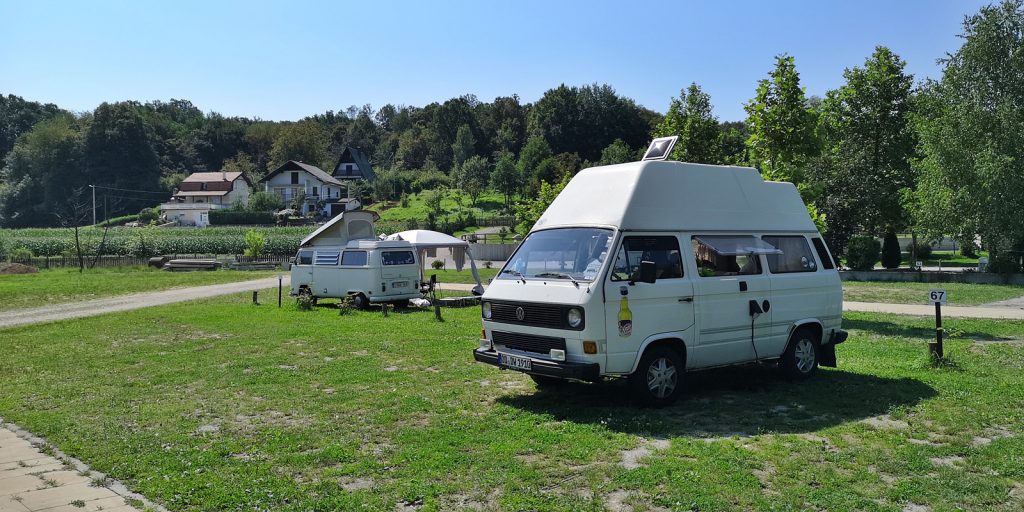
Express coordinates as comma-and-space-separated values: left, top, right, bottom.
929, 289, 947, 305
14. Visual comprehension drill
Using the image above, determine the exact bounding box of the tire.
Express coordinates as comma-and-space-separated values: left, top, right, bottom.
629, 345, 684, 407
352, 293, 369, 310
530, 375, 566, 388
780, 327, 819, 379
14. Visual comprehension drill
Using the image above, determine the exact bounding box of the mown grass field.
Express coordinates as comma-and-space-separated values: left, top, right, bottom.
843, 281, 1024, 306
0, 267, 276, 311
0, 294, 1021, 511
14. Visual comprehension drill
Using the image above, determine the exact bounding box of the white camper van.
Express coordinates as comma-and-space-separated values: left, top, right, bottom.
290, 211, 421, 308
473, 159, 847, 406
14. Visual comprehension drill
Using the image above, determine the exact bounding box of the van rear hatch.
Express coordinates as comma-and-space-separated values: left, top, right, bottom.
381, 249, 419, 293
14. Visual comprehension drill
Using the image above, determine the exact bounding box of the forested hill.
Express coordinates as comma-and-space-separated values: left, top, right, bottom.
1, 85, 720, 227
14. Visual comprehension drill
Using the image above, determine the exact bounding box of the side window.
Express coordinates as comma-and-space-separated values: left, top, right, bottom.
297, 250, 313, 265
763, 236, 817, 273
314, 250, 340, 266
341, 250, 368, 266
692, 236, 762, 276
609, 236, 684, 282
811, 237, 836, 270
382, 251, 415, 266
290, 172, 299, 185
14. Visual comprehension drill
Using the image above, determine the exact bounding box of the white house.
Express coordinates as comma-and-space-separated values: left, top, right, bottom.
259, 160, 345, 217
160, 171, 252, 227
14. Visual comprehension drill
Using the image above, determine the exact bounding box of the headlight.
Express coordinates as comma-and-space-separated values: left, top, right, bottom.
567, 308, 583, 328
482, 301, 492, 319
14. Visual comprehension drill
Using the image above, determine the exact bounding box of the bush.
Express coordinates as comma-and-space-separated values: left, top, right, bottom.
96, 214, 139, 227
987, 252, 1022, 275
248, 191, 285, 212
912, 241, 933, 260
210, 210, 276, 225
431, 259, 445, 270
881, 232, 901, 269
138, 207, 160, 224
846, 236, 881, 271
9, 246, 33, 262
244, 230, 265, 258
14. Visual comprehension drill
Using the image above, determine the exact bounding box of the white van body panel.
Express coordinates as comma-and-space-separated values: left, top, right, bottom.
291, 240, 420, 302
477, 160, 845, 383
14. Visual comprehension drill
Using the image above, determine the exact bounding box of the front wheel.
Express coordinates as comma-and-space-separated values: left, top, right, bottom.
351, 293, 369, 310
629, 346, 684, 407
780, 328, 819, 379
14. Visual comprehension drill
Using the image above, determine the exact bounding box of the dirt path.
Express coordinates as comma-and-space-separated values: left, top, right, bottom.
844, 300, 1024, 320
980, 295, 1024, 310
0, 276, 289, 330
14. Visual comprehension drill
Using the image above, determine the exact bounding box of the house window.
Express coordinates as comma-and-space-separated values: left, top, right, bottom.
346, 164, 354, 174
312, 186, 318, 197
290, 172, 299, 185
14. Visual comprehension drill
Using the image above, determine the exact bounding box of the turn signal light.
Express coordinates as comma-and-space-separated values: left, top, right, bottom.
583, 341, 598, 354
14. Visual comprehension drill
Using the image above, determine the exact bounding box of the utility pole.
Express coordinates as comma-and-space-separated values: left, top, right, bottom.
89, 185, 96, 225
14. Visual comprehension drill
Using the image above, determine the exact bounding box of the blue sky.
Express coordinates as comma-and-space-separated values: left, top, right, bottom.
0, 0, 989, 122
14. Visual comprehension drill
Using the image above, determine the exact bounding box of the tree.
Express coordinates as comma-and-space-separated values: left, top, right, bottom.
597, 139, 633, 166
248, 191, 284, 212
517, 135, 553, 193
0, 94, 64, 163
811, 46, 916, 252
514, 173, 572, 235
653, 83, 721, 164
455, 155, 490, 206
912, 0, 1024, 257
491, 150, 519, 210
0, 114, 84, 227
451, 124, 476, 170
83, 102, 163, 217
744, 55, 819, 183
881, 231, 902, 269
268, 121, 329, 170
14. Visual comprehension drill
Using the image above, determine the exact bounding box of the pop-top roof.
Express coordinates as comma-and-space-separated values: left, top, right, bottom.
534, 160, 817, 233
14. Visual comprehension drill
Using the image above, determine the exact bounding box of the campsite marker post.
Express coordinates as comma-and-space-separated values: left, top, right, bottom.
929, 289, 946, 359
277, 272, 283, 308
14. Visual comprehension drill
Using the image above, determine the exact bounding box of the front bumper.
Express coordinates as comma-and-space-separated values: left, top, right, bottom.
819, 329, 848, 368
473, 348, 601, 382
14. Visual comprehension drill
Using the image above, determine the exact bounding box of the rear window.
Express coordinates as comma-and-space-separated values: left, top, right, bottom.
382, 250, 415, 266
762, 236, 817, 273
341, 251, 368, 266
811, 238, 836, 270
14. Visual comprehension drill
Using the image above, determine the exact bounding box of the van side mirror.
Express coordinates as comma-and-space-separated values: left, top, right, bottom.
638, 260, 657, 284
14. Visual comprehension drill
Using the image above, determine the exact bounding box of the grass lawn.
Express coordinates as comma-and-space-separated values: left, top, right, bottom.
843, 281, 1024, 306
0, 266, 276, 311
368, 189, 508, 223
1, 295, 1022, 511
426, 267, 500, 285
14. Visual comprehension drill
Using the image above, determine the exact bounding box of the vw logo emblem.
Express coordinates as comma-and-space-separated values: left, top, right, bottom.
515, 307, 525, 321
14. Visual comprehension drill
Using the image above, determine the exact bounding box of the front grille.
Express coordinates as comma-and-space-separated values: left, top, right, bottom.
490, 301, 567, 329
492, 331, 566, 355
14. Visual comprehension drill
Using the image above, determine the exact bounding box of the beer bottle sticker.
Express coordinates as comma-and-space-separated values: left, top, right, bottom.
618, 286, 632, 337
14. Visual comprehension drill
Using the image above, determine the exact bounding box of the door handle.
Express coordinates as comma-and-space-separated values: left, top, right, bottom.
739, 281, 748, 292
678, 297, 693, 303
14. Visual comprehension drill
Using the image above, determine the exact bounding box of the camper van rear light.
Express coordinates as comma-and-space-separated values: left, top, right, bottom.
481, 301, 492, 319
583, 341, 598, 354
550, 349, 566, 361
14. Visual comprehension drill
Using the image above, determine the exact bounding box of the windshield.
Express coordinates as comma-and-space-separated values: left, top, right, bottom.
499, 228, 614, 282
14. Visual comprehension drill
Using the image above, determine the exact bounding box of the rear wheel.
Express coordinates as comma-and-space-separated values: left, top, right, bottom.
629, 346, 684, 407
351, 293, 369, 310
780, 327, 819, 379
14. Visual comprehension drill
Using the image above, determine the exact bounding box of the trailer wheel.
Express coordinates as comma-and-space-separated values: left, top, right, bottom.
352, 293, 369, 310
629, 345, 684, 407
780, 327, 819, 379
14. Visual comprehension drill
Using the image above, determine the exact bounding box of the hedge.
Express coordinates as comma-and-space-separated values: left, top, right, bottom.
209, 210, 276, 225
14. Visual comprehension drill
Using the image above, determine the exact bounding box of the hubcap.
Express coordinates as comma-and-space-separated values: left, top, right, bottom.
646, 357, 678, 399
795, 339, 815, 373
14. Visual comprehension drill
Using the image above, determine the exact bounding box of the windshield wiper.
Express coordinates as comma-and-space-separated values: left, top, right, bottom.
533, 271, 580, 287
501, 269, 526, 283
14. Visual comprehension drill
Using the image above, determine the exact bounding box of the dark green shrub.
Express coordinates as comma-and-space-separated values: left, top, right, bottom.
248, 191, 285, 212
431, 259, 445, 270
846, 236, 881, 271
912, 241, 933, 260
138, 207, 160, 224
881, 232, 902, 269
987, 253, 1022, 274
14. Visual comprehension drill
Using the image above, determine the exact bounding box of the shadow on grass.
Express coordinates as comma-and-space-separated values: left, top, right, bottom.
843, 317, 1014, 341
499, 365, 936, 438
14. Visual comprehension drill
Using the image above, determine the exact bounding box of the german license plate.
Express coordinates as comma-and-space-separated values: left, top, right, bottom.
498, 353, 532, 371
392, 281, 408, 288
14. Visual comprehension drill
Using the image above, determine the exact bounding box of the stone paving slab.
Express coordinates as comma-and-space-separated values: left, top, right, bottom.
0, 420, 163, 512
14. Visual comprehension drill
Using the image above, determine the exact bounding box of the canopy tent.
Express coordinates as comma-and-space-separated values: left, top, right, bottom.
385, 230, 484, 295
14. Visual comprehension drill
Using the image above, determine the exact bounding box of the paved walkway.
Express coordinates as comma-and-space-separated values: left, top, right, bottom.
844, 300, 1024, 320
0, 419, 161, 512
981, 295, 1024, 310
0, 276, 290, 330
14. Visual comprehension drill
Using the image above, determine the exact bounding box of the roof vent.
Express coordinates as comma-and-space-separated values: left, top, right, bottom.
642, 136, 678, 161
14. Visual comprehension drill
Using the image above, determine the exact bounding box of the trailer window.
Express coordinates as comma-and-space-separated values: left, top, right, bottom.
692, 236, 764, 276
297, 250, 313, 265
382, 250, 415, 266
762, 236, 817, 273
314, 250, 340, 266
341, 250, 368, 266
610, 236, 684, 281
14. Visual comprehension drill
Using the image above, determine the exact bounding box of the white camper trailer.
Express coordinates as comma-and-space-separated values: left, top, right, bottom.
473, 158, 847, 406
290, 211, 421, 308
